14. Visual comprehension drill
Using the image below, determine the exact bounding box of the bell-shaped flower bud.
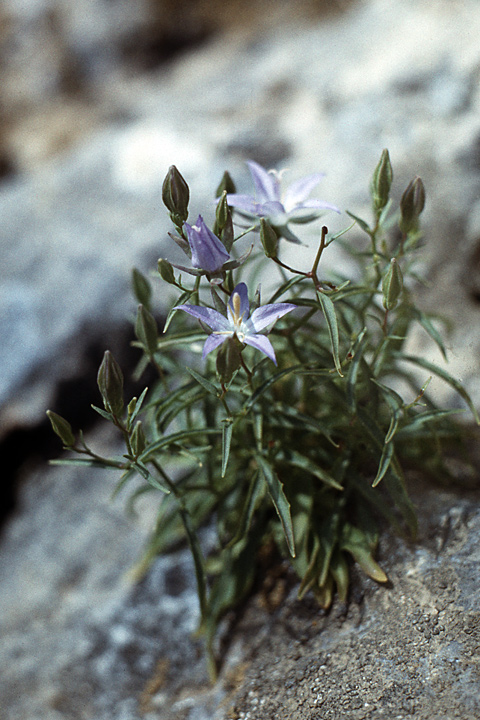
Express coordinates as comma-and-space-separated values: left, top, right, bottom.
215, 170, 236, 197
399, 177, 425, 234
131, 267, 152, 309
46, 410, 76, 447
97, 350, 124, 417
184, 215, 230, 273
130, 420, 146, 457
162, 165, 190, 224
371, 149, 393, 213
260, 218, 278, 258
135, 304, 158, 357
382, 258, 403, 310
157, 258, 176, 285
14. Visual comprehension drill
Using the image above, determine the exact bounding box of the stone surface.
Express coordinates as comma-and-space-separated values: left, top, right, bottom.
223, 479, 480, 719
1, 0, 480, 718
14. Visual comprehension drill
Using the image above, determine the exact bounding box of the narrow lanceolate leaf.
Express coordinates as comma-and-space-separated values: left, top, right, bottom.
179, 506, 207, 621
163, 289, 195, 334
413, 310, 448, 361
256, 455, 296, 557
395, 353, 480, 424
317, 291, 344, 376
221, 419, 234, 478
346, 328, 367, 411
227, 470, 266, 548
346, 210, 371, 235
186, 366, 219, 396
140, 428, 221, 461
372, 440, 395, 487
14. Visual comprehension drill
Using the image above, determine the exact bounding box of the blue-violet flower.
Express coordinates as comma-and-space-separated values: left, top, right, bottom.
174, 282, 295, 364
185, 215, 230, 272
226, 160, 340, 243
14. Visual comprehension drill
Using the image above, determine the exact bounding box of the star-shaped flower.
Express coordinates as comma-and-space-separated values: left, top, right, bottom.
226, 160, 340, 243
174, 282, 295, 364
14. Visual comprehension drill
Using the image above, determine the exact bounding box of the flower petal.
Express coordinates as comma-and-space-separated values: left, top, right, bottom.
243, 333, 277, 364
174, 304, 230, 331
283, 173, 325, 211
250, 302, 296, 332
247, 161, 280, 203
228, 282, 250, 320
202, 333, 228, 358
225, 193, 259, 215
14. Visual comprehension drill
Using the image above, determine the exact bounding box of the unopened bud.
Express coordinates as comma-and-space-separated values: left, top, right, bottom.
215, 171, 236, 197
382, 258, 403, 310
46, 410, 76, 447
132, 267, 152, 309
215, 191, 230, 232
130, 420, 146, 457
371, 149, 393, 213
97, 350, 124, 416
157, 258, 176, 285
260, 218, 278, 258
399, 177, 425, 234
135, 304, 158, 357
162, 165, 190, 224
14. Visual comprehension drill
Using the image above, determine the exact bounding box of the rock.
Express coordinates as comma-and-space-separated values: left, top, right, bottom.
224, 479, 480, 719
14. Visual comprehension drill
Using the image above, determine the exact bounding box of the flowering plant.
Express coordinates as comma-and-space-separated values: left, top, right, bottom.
48, 153, 478, 679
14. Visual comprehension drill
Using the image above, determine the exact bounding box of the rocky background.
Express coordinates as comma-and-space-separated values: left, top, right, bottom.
0, 0, 479, 718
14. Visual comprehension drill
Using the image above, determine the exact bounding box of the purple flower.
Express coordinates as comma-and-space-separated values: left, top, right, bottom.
174, 282, 295, 364
226, 161, 340, 243
184, 215, 230, 272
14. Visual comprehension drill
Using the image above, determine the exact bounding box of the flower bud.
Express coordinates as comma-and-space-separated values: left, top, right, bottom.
162, 165, 190, 224
97, 350, 124, 416
135, 304, 158, 357
399, 176, 425, 234
157, 258, 176, 285
184, 215, 230, 273
371, 149, 393, 213
382, 258, 403, 310
130, 420, 146, 457
260, 218, 278, 258
215, 191, 230, 231
215, 171, 236, 197
46, 410, 76, 447
132, 267, 152, 309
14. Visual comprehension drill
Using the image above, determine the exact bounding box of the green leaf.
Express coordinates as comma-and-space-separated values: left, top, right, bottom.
346, 210, 371, 235
346, 328, 367, 411
127, 386, 149, 430
140, 428, 221, 461
340, 523, 388, 583
372, 439, 395, 487
282, 451, 343, 490
179, 506, 208, 621
163, 289, 195, 333
186, 366, 219, 396
221, 418, 234, 478
244, 364, 301, 410
395, 353, 480, 424
317, 291, 343, 376
413, 310, 448, 361
227, 470, 266, 548
396, 408, 464, 437
256, 455, 296, 557
91, 404, 114, 422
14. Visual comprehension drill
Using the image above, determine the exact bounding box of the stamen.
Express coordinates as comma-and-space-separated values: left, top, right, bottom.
232, 292, 241, 323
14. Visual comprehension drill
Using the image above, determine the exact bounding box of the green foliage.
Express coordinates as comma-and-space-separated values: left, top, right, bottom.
48, 151, 478, 679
